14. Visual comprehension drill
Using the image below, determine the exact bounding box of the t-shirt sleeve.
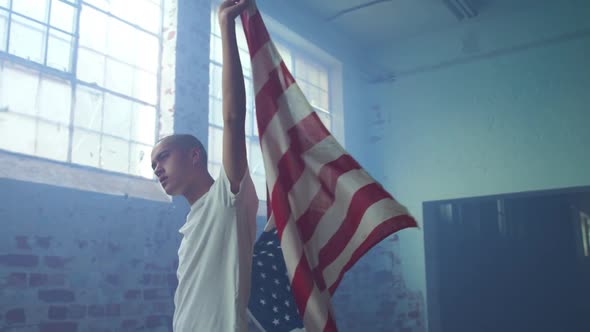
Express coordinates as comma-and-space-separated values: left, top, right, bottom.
216, 166, 259, 243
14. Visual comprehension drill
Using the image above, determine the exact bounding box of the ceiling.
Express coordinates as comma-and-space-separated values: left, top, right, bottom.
290, 0, 541, 50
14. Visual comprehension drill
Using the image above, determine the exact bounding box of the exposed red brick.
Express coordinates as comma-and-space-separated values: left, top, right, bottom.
48, 306, 68, 320
40, 322, 77, 332
151, 274, 166, 286
0, 254, 39, 267
88, 304, 105, 317
15, 236, 31, 250
105, 303, 121, 316
105, 274, 119, 286
144, 288, 169, 301
35, 236, 52, 249
30, 273, 49, 287
124, 289, 141, 300
67, 305, 86, 319
38, 289, 75, 303
44, 256, 73, 269
6, 308, 26, 324
5, 272, 27, 288
121, 319, 139, 329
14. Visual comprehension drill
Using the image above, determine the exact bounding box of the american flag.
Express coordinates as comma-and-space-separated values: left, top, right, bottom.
241, 2, 418, 331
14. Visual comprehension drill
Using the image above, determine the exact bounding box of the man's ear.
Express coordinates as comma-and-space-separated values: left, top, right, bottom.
191, 148, 202, 167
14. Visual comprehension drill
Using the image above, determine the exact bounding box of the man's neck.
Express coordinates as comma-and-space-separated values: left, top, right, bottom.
184, 174, 215, 206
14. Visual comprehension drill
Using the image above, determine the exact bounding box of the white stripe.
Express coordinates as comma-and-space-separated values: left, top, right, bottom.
251, 40, 285, 95
304, 168, 376, 268
281, 218, 332, 332
259, 84, 316, 195
322, 198, 410, 290
301, 284, 331, 332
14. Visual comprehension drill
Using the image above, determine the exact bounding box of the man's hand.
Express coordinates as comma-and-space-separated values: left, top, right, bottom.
218, 0, 250, 26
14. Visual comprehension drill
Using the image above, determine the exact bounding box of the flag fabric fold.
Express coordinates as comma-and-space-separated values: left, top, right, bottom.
241, 2, 418, 331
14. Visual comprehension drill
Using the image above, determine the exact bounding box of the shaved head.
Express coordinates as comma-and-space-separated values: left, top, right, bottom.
155, 134, 207, 166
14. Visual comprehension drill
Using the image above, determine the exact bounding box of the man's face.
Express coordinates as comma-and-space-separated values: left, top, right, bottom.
150, 141, 193, 196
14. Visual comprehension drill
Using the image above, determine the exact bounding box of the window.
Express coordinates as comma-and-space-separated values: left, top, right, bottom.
0, 0, 164, 179
208, 8, 336, 201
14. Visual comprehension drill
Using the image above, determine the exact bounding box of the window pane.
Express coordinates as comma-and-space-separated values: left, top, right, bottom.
135, 32, 159, 72
74, 86, 103, 131
9, 16, 46, 63
38, 77, 71, 124
13, 0, 48, 22
208, 97, 223, 128
207, 126, 223, 164
84, 0, 109, 11
106, 17, 136, 64
50, 0, 75, 33
210, 34, 222, 62
0, 9, 8, 52
245, 108, 253, 136
130, 104, 156, 145
101, 135, 129, 173
72, 129, 100, 167
209, 64, 222, 99
248, 139, 264, 175
0, 64, 39, 116
0, 1, 8, 8
103, 94, 132, 139
132, 69, 157, 104
252, 173, 266, 201
105, 58, 134, 96
0, 112, 36, 155
77, 48, 105, 86
275, 43, 292, 71
36, 121, 69, 161
79, 6, 107, 51
122, 0, 160, 33
316, 110, 331, 131
47, 29, 73, 71
130, 142, 153, 178
208, 162, 221, 179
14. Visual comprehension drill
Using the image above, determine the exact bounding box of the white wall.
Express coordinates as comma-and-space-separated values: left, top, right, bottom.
371, 0, 590, 324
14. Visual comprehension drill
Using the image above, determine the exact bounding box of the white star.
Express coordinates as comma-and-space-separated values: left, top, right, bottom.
273, 306, 278, 313
261, 250, 267, 254
274, 278, 280, 285
286, 285, 290, 291
284, 314, 290, 321
257, 260, 263, 266
260, 299, 266, 305
266, 241, 274, 246
284, 300, 290, 307
267, 253, 274, 257
261, 273, 266, 279
273, 318, 280, 326
259, 287, 264, 292
272, 293, 277, 299
274, 230, 278, 234
272, 264, 278, 270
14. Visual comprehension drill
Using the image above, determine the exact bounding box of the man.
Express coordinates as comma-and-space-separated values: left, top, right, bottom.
150, 0, 258, 330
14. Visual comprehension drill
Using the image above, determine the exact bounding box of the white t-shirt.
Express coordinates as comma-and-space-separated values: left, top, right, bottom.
173, 167, 258, 331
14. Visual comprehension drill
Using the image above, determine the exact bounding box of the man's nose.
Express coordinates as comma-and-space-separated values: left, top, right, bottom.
154, 166, 164, 177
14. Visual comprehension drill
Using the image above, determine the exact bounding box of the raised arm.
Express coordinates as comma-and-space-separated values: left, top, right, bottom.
218, 0, 250, 193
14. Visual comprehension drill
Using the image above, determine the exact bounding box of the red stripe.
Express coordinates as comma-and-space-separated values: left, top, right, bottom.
270, 112, 331, 237
241, 10, 270, 59
255, 61, 295, 138
328, 215, 418, 294
297, 154, 361, 243
290, 253, 315, 319
313, 183, 392, 291
323, 311, 338, 332
288, 112, 331, 154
